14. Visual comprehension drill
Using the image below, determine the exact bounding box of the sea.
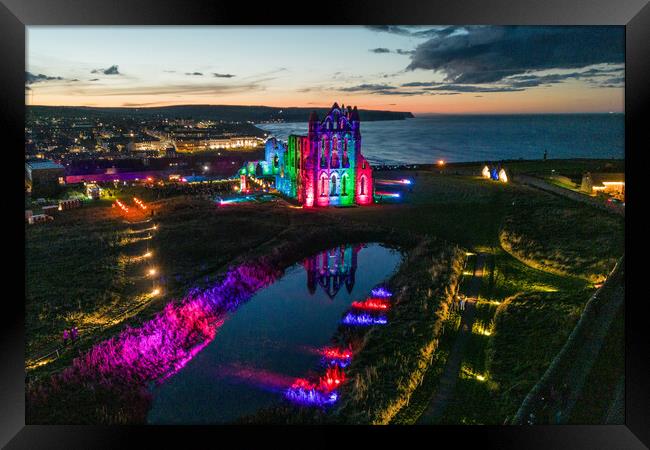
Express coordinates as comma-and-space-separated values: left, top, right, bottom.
257, 114, 624, 165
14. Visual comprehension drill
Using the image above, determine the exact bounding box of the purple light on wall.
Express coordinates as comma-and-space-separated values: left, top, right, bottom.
342, 312, 388, 326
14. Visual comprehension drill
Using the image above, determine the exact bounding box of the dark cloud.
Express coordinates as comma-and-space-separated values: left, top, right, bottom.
339, 83, 396, 92
505, 65, 624, 88
366, 25, 458, 39
336, 83, 436, 96
213, 73, 235, 78
407, 26, 624, 84
26, 72, 64, 85
68, 81, 265, 97
91, 65, 120, 75
424, 84, 525, 93
600, 76, 624, 86
374, 90, 424, 96
401, 81, 437, 87
185, 72, 204, 76
370, 48, 415, 55
401, 64, 623, 92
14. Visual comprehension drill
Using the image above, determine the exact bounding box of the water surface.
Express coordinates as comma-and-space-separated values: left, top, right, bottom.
148, 243, 402, 424
258, 114, 624, 165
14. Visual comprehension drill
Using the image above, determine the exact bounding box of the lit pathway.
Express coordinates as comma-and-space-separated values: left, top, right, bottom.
417, 253, 487, 424
515, 174, 624, 217
26, 199, 160, 371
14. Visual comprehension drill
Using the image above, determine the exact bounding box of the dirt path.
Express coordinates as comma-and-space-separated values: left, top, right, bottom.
417, 253, 486, 424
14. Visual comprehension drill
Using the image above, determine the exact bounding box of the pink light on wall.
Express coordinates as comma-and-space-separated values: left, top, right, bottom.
316, 172, 330, 207
355, 155, 373, 206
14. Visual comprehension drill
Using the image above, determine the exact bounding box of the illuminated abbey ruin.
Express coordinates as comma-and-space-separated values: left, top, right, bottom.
240, 103, 373, 207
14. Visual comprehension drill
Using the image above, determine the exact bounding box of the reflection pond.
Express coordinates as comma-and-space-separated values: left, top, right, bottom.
148, 243, 402, 424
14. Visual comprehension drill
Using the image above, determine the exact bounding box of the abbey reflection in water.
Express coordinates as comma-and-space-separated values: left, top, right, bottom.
304, 244, 360, 298
148, 243, 400, 423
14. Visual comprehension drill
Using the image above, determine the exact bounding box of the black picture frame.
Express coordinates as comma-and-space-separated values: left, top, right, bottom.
2, 0, 647, 447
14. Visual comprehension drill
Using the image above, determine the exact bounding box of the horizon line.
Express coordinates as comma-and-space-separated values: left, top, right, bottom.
26, 103, 624, 116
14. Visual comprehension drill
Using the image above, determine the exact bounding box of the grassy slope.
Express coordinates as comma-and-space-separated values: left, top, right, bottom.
25, 165, 625, 424
373, 171, 623, 425
26, 201, 142, 362
500, 201, 623, 283
332, 240, 464, 424
568, 305, 624, 424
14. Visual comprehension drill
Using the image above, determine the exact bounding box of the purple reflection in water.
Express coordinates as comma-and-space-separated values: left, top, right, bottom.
341, 312, 388, 326
47, 261, 283, 400
370, 286, 393, 298
285, 387, 339, 406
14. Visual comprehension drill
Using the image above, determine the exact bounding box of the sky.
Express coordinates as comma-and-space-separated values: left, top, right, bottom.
26, 26, 624, 114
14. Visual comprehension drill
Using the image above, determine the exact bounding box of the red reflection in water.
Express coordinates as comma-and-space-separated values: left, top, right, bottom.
351, 298, 391, 310
321, 347, 352, 360
291, 378, 317, 390
318, 366, 346, 392
218, 363, 298, 391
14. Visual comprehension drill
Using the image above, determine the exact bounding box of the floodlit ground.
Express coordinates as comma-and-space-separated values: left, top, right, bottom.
25, 161, 625, 424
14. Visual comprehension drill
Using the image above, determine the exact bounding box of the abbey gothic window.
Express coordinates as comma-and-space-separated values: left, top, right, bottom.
330, 173, 338, 196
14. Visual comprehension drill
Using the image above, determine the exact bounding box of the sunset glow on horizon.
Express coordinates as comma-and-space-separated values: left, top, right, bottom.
26, 26, 624, 114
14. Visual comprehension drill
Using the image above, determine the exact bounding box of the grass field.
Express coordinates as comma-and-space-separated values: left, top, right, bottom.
500, 200, 623, 283
26, 201, 155, 367
25, 161, 625, 424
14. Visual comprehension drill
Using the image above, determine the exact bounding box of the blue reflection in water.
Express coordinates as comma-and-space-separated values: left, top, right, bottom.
341, 312, 388, 326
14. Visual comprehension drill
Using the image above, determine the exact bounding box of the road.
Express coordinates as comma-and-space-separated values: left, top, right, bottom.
417, 253, 487, 424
